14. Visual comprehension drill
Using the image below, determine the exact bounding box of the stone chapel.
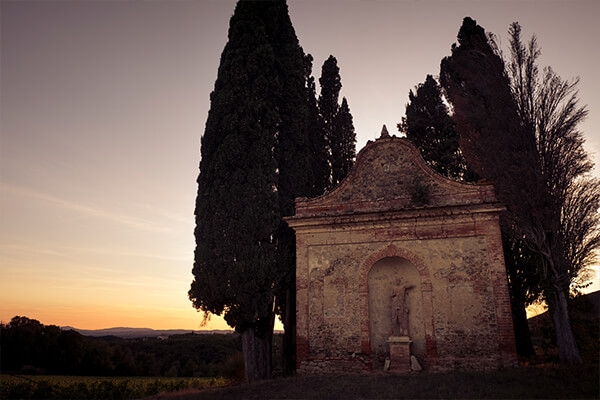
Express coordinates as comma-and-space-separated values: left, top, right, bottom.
285, 127, 518, 374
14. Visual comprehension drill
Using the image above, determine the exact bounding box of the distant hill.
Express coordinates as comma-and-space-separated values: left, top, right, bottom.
528, 290, 600, 324
61, 326, 233, 339
580, 290, 600, 317
528, 290, 599, 363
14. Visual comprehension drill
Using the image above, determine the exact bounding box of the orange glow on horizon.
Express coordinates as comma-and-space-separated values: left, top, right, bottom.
1, 302, 231, 331
1, 299, 285, 331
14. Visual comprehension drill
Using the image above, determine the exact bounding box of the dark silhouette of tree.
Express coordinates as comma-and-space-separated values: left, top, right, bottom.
189, 0, 316, 381
304, 54, 330, 197
440, 17, 584, 363
274, 54, 333, 376
398, 73, 538, 357
561, 176, 600, 292
398, 74, 474, 181
500, 221, 542, 357
1, 316, 45, 371
265, 8, 325, 380
331, 97, 356, 187
499, 23, 600, 357
504, 22, 600, 294
318, 55, 341, 188
318, 55, 356, 188
0, 316, 111, 375
0, 315, 245, 377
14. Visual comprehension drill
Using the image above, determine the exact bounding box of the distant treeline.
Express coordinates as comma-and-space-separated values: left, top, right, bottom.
0, 316, 243, 377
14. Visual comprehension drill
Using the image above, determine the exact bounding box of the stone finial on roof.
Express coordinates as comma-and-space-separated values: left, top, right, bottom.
380, 124, 390, 138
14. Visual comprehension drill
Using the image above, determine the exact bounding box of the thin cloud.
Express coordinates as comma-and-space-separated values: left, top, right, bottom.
0, 242, 191, 264
1, 182, 173, 233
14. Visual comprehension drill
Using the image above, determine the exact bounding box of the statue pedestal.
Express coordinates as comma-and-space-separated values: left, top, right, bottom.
387, 336, 412, 373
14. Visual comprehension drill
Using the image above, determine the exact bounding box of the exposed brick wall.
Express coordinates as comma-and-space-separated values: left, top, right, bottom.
286, 137, 518, 375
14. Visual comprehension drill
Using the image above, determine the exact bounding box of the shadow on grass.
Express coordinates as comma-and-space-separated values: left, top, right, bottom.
145, 363, 599, 400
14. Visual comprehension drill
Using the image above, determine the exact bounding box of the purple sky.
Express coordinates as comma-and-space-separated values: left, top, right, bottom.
1, 0, 598, 330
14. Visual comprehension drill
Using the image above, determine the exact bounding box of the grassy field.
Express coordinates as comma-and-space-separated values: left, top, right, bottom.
1, 363, 597, 399
146, 363, 599, 400
0, 375, 227, 400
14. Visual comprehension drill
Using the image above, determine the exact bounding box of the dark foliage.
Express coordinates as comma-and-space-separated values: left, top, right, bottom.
318, 56, 341, 152
0, 316, 242, 377
398, 72, 538, 357
403, 19, 596, 361
303, 53, 329, 197
440, 18, 545, 219
331, 97, 357, 187
318, 55, 357, 189
397, 69, 542, 357
503, 22, 600, 293
501, 224, 544, 357
529, 292, 600, 364
398, 74, 475, 181
1, 376, 227, 400
190, 0, 322, 381
440, 17, 584, 364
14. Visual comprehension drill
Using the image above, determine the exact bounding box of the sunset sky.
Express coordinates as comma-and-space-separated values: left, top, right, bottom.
1, 0, 599, 331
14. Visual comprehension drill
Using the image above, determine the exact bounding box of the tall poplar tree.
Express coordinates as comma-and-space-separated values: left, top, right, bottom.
189, 0, 315, 381
504, 22, 600, 293
502, 22, 600, 356
440, 17, 583, 363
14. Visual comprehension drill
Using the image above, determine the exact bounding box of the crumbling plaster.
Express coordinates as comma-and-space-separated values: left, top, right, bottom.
286, 133, 518, 374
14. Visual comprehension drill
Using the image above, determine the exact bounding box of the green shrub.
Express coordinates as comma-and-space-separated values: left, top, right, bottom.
0, 375, 228, 399
219, 352, 245, 383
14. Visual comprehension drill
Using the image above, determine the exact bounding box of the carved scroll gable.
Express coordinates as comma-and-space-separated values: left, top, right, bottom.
293, 137, 499, 217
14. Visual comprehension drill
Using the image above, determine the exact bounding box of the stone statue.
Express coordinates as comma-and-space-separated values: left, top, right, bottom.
391, 283, 414, 337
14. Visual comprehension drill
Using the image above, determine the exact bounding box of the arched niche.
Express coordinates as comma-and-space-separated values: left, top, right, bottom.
368, 256, 425, 368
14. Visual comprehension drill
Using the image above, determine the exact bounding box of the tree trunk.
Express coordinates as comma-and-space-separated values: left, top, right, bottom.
282, 284, 296, 376
550, 288, 582, 364
510, 293, 536, 358
241, 319, 274, 383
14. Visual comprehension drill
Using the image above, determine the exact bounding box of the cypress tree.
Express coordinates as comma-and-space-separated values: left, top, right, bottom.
189, 0, 314, 381
398, 75, 473, 181
440, 17, 582, 364
331, 97, 356, 186
318, 55, 356, 189
261, 3, 322, 378
304, 54, 330, 196
398, 73, 540, 356
319, 56, 341, 158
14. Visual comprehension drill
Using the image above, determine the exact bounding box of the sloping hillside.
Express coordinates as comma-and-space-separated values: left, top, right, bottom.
528, 291, 599, 362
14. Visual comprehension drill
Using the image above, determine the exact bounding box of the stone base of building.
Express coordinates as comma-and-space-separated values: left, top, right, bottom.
296, 355, 372, 375
387, 336, 412, 373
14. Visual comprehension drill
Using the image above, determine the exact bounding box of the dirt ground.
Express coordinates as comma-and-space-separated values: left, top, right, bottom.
144, 363, 599, 400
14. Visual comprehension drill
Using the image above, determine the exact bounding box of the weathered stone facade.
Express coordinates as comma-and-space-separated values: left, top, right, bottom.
286, 133, 518, 374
